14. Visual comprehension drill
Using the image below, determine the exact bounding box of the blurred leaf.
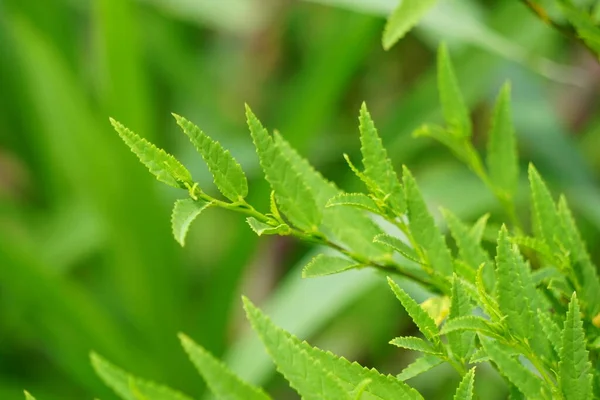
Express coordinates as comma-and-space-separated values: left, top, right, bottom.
382, 0, 439, 50
171, 198, 212, 246
24, 391, 36, 400
302, 254, 361, 278
437, 43, 471, 138
559, 2, 600, 58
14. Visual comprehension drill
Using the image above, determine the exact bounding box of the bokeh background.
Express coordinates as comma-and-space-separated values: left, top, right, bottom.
1, 0, 599, 398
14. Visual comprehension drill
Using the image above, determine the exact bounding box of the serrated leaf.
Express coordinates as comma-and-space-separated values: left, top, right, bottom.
480, 338, 544, 399
111, 118, 192, 188
440, 316, 497, 337
397, 355, 443, 381
486, 82, 518, 198
358, 103, 405, 214
390, 336, 440, 355
537, 309, 562, 356
437, 44, 471, 138
173, 114, 248, 201
382, 0, 439, 50
469, 346, 519, 364
511, 236, 558, 265
242, 297, 423, 400
403, 167, 454, 275
90, 352, 193, 400
443, 209, 490, 273
528, 165, 560, 245
447, 275, 475, 361
495, 226, 534, 340
559, 294, 593, 400
24, 392, 36, 400
273, 132, 386, 258
246, 106, 321, 231
171, 198, 212, 246
388, 277, 439, 343
326, 193, 380, 214
453, 368, 475, 400
178, 333, 271, 400
245, 217, 289, 236
373, 234, 420, 263
557, 196, 600, 317
302, 254, 361, 278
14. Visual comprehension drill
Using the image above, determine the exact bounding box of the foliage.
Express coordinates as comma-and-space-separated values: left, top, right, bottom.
42, 44, 599, 400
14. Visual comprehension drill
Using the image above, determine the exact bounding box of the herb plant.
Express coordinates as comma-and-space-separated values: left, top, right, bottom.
26, 43, 600, 399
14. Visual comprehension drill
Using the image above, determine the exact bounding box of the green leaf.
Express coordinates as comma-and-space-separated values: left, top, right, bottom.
453, 367, 475, 400
171, 198, 212, 246
302, 254, 361, 278
242, 296, 423, 400
382, 0, 439, 50
402, 167, 454, 275
559, 294, 593, 400
413, 125, 468, 162
537, 309, 562, 356
397, 355, 443, 381
358, 103, 405, 214
447, 275, 475, 361
469, 214, 489, 245
528, 165, 560, 245
486, 82, 518, 197
173, 114, 248, 201
373, 234, 420, 263
388, 277, 439, 343
90, 352, 193, 400
110, 118, 192, 189
495, 226, 534, 340
273, 132, 386, 258
245, 105, 321, 231
389, 336, 440, 355
437, 44, 471, 138
326, 193, 380, 214
178, 333, 271, 400
480, 338, 544, 398
442, 209, 490, 272
24, 391, 36, 400
440, 316, 497, 337
245, 217, 290, 237
559, 3, 600, 57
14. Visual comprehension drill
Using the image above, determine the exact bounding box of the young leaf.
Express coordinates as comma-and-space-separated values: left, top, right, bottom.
373, 234, 420, 263
24, 392, 36, 400
469, 214, 489, 244
528, 165, 560, 245
245, 217, 289, 236
178, 333, 271, 400
382, 0, 439, 50
442, 209, 490, 272
243, 296, 423, 400
389, 336, 440, 355
437, 44, 471, 138
171, 198, 212, 246
486, 82, 518, 197
110, 118, 192, 189
440, 316, 497, 337
453, 367, 475, 400
447, 275, 475, 361
403, 167, 454, 275
173, 114, 248, 201
559, 294, 593, 400
388, 277, 439, 343
397, 355, 443, 381
358, 103, 405, 213
480, 338, 544, 399
90, 352, 193, 400
326, 193, 380, 214
302, 254, 361, 278
245, 105, 321, 231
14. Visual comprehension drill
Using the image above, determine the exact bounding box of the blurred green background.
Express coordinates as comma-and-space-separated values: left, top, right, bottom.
1, 0, 599, 398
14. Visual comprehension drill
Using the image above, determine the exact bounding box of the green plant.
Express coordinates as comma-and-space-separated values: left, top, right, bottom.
26, 43, 600, 399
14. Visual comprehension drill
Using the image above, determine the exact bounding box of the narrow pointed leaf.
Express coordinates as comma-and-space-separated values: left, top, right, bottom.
469, 214, 489, 244
480, 338, 544, 399
397, 355, 443, 381
173, 114, 248, 201
403, 167, 453, 275
528, 165, 560, 245
440, 316, 497, 337
388, 277, 439, 342
447, 275, 475, 360
443, 209, 490, 271
245, 217, 289, 236
246, 106, 320, 231
437, 44, 471, 138
359, 103, 405, 213
486, 82, 518, 197
111, 118, 192, 188
90, 353, 193, 400
24, 392, 36, 400
179, 333, 271, 400
537, 309, 562, 356
171, 198, 211, 246
560, 3, 600, 56
243, 297, 423, 400
559, 294, 593, 400
382, 0, 439, 50
389, 337, 440, 355
302, 254, 361, 278
453, 368, 475, 400
326, 193, 380, 214
373, 234, 420, 263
